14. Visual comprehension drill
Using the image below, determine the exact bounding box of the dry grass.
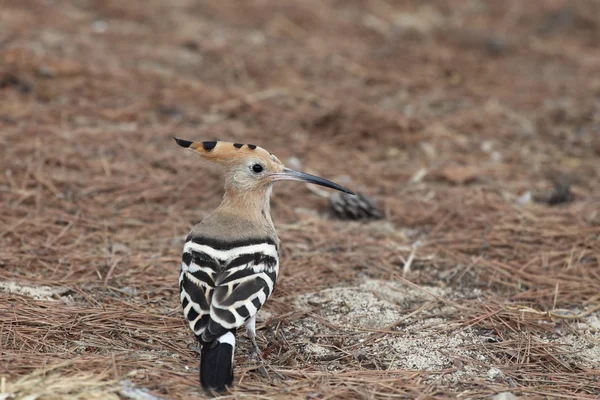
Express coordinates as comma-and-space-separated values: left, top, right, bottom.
1, 0, 600, 398
0, 366, 120, 400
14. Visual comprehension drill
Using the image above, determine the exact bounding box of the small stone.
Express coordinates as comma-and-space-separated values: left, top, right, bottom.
111, 242, 131, 255
492, 392, 517, 400
516, 191, 532, 206
91, 20, 107, 34
487, 367, 503, 380
120, 287, 137, 296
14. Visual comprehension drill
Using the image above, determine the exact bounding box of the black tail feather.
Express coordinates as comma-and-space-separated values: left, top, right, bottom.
200, 331, 235, 392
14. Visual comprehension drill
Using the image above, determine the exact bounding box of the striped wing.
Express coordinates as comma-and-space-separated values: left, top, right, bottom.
180, 236, 279, 343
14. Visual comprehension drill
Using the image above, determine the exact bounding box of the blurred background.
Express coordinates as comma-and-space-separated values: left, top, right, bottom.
1, 1, 599, 399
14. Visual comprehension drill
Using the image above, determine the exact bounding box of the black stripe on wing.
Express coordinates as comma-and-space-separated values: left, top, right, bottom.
182, 274, 211, 311
214, 278, 267, 307
218, 254, 277, 285
213, 307, 237, 325
227, 252, 276, 269
189, 268, 216, 286
251, 297, 262, 310
187, 305, 199, 321
181, 274, 213, 335
194, 314, 210, 332
182, 252, 192, 266
218, 268, 256, 286
190, 250, 221, 271
182, 248, 220, 276
263, 270, 277, 297
180, 246, 220, 336
202, 318, 229, 345
200, 271, 277, 343
237, 305, 250, 319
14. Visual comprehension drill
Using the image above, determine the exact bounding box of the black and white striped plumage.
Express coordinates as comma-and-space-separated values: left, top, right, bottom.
179, 235, 279, 391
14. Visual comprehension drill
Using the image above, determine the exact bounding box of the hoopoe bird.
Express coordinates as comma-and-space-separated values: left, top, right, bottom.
174, 137, 354, 392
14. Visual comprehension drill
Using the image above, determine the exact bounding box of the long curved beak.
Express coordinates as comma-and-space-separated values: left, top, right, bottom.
272, 168, 355, 195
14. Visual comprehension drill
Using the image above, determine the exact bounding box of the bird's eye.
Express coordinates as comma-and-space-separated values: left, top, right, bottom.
252, 164, 264, 174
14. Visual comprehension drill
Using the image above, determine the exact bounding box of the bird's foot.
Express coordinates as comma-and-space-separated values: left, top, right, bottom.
247, 339, 269, 379
249, 339, 262, 361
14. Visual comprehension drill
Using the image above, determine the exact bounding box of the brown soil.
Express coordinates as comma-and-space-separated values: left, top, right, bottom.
1, 0, 599, 399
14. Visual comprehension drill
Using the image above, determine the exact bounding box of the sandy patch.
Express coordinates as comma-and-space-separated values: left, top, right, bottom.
0, 282, 68, 300
284, 279, 599, 381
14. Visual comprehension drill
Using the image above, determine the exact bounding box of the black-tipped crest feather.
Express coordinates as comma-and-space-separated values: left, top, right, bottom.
173, 137, 192, 148
202, 141, 217, 151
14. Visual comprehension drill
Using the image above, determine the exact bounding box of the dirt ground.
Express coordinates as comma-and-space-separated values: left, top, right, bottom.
1, 0, 600, 399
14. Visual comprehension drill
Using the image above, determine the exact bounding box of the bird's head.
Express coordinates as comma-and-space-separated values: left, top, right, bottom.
174, 137, 354, 196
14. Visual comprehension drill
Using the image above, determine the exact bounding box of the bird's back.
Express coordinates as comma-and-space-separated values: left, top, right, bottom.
179, 211, 279, 391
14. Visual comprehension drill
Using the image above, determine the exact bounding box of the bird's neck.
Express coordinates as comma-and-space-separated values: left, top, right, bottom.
216, 186, 275, 228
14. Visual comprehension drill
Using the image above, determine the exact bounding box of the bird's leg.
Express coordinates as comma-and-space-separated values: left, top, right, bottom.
245, 314, 261, 359
246, 315, 270, 379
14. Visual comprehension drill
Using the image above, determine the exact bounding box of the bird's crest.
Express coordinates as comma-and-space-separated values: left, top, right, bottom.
174, 137, 283, 167
174, 136, 354, 195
